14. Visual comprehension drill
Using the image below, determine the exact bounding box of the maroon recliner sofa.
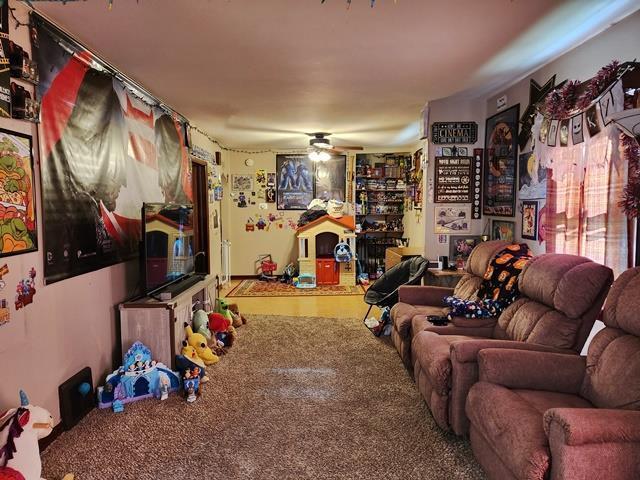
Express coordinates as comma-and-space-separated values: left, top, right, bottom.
412, 253, 613, 436
466, 267, 640, 480
390, 240, 509, 370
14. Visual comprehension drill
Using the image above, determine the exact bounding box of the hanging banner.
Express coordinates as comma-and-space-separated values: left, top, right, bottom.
0, 2, 10, 118
34, 21, 192, 284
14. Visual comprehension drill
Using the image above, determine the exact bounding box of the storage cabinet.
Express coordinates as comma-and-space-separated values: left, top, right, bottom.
316, 257, 339, 285
119, 276, 216, 369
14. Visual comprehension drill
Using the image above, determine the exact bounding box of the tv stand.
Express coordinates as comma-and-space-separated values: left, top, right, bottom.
119, 275, 216, 369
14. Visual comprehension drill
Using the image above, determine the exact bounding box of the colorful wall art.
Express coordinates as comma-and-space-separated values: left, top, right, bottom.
0, 129, 37, 257
483, 105, 519, 217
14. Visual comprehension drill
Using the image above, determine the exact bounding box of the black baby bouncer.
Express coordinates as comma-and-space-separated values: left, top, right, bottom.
362, 256, 428, 321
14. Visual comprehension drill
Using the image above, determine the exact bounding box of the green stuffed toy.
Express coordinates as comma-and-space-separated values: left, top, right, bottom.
192, 309, 212, 340
215, 298, 234, 323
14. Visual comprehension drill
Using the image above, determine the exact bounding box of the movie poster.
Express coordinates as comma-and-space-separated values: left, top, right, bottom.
276, 154, 313, 210
34, 18, 192, 283
0, 129, 37, 257
483, 105, 519, 217
314, 155, 346, 202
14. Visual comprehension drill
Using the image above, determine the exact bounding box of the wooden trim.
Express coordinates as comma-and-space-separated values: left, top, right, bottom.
231, 275, 259, 280
191, 158, 210, 275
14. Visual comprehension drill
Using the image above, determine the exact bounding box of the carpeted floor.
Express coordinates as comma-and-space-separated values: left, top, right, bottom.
42, 315, 485, 480
227, 279, 365, 297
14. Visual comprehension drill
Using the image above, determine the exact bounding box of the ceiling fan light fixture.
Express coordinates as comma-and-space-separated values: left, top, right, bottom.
310, 137, 331, 149
309, 150, 331, 162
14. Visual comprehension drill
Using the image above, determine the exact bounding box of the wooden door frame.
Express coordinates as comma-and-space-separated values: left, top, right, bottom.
191, 158, 210, 275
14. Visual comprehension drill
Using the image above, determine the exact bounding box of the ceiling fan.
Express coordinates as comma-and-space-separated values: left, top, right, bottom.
306, 132, 363, 161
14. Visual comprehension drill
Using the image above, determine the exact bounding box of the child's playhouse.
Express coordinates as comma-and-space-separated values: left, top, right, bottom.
296, 215, 357, 286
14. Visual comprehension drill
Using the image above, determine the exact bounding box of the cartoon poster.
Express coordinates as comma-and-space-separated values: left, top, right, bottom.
434, 204, 471, 234
276, 154, 314, 210
231, 174, 253, 192
0, 129, 37, 257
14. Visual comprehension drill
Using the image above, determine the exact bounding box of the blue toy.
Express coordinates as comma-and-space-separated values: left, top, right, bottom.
334, 242, 353, 263
97, 342, 180, 409
294, 273, 316, 289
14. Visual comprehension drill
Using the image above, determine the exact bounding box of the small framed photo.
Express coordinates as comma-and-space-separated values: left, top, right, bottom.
449, 235, 482, 261
492, 219, 515, 242
521, 200, 538, 240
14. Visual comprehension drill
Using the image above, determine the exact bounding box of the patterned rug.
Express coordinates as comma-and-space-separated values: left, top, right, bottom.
227, 279, 365, 297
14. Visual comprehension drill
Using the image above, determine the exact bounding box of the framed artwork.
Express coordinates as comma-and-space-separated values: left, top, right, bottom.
434, 204, 471, 234
276, 154, 314, 210
492, 219, 515, 243
483, 104, 519, 217
449, 235, 481, 261
518, 151, 547, 200
231, 174, 253, 192
521, 200, 538, 240
314, 155, 346, 202
0, 128, 37, 257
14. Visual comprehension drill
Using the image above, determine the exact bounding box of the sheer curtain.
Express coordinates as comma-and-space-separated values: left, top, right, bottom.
539, 81, 629, 277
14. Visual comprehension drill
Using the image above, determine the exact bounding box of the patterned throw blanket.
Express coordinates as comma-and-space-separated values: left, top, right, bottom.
444, 244, 532, 319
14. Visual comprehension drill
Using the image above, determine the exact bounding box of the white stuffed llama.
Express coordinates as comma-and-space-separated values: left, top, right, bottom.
0, 390, 53, 480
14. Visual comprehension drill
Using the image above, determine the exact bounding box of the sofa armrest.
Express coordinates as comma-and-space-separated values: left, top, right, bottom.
476, 348, 586, 394
452, 339, 571, 364
421, 317, 495, 337
544, 408, 640, 446
397, 285, 453, 306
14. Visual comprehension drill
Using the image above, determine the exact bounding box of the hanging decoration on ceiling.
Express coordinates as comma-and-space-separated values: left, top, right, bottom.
518, 75, 561, 150
535, 60, 640, 218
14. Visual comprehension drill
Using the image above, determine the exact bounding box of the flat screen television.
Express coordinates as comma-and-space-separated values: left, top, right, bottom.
142, 203, 195, 294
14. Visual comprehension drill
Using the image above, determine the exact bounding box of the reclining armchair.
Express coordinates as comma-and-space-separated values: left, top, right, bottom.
412, 253, 613, 435
390, 240, 509, 369
466, 267, 640, 480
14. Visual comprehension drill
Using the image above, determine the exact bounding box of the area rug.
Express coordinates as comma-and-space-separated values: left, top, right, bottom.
227, 279, 365, 297
42, 315, 485, 480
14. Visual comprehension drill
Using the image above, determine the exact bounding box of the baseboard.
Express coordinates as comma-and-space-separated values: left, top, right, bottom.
40, 421, 64, 451
230, 275, 258, 280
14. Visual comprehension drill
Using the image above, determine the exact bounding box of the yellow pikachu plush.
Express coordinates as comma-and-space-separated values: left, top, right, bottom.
183, 323, 219, 365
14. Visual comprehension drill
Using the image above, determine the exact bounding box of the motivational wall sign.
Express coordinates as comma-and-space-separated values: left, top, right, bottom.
431, 122, 478, 144
434, 156, 476, 204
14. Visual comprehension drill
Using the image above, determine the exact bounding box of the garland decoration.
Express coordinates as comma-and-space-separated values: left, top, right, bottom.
541, 61, 622, 119
619, 133, 640, 218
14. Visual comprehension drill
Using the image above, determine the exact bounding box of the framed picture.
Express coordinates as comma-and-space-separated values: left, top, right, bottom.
449, 235, 481, 261
518, 151, 547, 200
434, 204, 471, 234
314, 155, 346, 202
492, 219, 515, 242
0, 128, 37, 257
521, 200, 538, 240
276, 154, 314, 210
231, 174, 253, 192
483, 104, 519, 217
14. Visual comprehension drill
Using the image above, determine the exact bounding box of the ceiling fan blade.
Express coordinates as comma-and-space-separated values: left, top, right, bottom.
331, 145, 364, 152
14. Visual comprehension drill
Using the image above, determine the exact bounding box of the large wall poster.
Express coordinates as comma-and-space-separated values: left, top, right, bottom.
483, 104, 519, 217
315, 155, 346, 202
0, 129, 37, 257
276, 154, 314, 210
34, 21, 192, 284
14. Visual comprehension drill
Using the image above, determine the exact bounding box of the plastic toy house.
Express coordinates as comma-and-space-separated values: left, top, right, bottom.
296, 215, 356, 286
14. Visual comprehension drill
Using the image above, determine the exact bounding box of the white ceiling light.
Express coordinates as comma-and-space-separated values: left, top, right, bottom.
309, 150, 331, 162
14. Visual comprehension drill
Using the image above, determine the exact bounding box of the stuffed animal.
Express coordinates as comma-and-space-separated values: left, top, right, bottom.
227, 302, 247, 326
0, 391, 54, 480
215, 298, 234, 324
192, 309, 212, 340
183, 323, 219, 365
208, 312, 230, 333
175, 342, 209, 383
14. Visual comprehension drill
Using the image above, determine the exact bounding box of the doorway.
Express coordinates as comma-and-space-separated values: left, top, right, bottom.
191, 159, 210, 275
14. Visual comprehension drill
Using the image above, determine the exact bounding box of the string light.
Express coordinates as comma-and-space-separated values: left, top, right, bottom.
189, 126, 308, 155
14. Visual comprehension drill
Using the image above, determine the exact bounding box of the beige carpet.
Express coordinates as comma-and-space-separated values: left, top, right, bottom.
42, 315, 485, 480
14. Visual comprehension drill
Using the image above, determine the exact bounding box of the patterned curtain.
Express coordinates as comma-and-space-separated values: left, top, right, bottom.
538, 81, 629, 277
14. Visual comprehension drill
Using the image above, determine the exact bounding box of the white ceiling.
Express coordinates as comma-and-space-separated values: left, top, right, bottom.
32, 0, 640, 150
